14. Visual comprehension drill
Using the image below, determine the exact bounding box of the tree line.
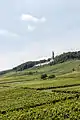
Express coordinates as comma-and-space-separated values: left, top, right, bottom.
0, 51, 80, 75
54, 51, 80, 64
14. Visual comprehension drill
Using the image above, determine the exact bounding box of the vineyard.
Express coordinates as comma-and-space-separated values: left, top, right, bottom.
0, 60, 80, 120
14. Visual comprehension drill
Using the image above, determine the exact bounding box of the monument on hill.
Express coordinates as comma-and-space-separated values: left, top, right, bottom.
52, 51, 54, 60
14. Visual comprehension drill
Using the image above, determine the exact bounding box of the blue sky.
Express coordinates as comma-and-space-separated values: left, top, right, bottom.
0, 0, 80, 70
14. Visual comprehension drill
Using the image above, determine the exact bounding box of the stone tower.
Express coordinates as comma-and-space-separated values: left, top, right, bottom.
52, 51, 54, 60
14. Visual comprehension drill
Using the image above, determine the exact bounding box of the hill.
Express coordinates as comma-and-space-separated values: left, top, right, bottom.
13, 50, 80, 72
0, 59, 80, 119
0, 50, 80, 76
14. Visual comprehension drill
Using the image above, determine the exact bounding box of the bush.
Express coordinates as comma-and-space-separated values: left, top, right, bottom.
41, 74, 47, 79
48, 74, 55, 79
72, 68, 75, 72
28, 72, 33, 75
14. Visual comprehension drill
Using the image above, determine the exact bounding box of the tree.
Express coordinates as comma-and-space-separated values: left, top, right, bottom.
41, 74, 47, 79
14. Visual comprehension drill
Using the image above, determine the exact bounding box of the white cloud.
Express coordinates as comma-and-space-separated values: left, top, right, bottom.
21, 14, 46, 23
0, 29, 19, 37
27, 25, 36, 32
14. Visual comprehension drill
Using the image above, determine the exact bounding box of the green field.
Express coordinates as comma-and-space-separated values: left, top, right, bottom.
0, 60, 80, 120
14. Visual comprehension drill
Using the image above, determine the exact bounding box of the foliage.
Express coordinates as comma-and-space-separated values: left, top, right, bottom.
1, 50, 80, 75
41, 74, 47, 79
27, 72, 34, 75
54, 51, 80, 64
48, 74, 55, 79
10, 50, 80, 72
0, 87, 80, 119
72, 68, 75, 71
0, 60, 80, 119
13, 59, 48, 72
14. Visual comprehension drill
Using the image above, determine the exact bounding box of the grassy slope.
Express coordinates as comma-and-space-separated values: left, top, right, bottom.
0, 60, 80, 119
1, 60, 80, 88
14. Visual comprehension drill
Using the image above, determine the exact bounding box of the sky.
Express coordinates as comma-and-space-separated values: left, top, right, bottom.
0, 0, 80, 70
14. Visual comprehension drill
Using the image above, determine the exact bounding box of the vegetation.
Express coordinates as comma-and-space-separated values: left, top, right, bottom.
1, 50, 80, 75
54, 51, 80, 64
0, 53, 80, 119
48, 74, 55, 79
41, 74, 47, 79
13, 59, 48, 72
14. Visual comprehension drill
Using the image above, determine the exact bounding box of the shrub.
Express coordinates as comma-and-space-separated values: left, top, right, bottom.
48, 74, 55, 79
28, 72, 33, 75
72, 68, 75, 72
41, 74, 47, 79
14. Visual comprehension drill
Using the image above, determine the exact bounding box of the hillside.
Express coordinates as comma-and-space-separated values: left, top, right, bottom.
12, 50, 80, 72
0, 50, 80, 76
0, 59, 80, 119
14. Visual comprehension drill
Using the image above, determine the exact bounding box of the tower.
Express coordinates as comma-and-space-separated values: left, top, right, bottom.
52, 51, 54, 60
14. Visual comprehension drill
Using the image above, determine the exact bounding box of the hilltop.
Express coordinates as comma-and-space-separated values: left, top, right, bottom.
0, 50, 80, 75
